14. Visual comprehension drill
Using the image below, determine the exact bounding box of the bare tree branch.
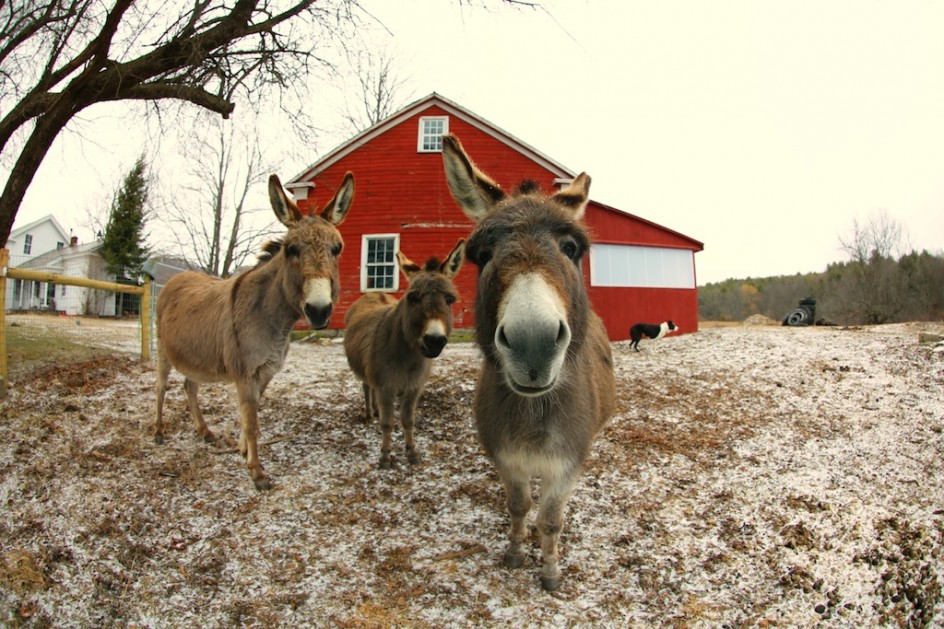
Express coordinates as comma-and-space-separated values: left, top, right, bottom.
0, 0, 362, 245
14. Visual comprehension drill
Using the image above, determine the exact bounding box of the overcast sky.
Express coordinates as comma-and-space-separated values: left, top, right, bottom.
11, 0, 944, 284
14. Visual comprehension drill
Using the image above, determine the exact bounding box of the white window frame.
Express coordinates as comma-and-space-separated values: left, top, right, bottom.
23, 234, 32, 255
360, 234, 401, 292
589, 244, 695, 289
417, 116, 449, 152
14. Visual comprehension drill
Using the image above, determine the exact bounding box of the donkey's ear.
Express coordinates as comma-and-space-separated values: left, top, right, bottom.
320, 171, 355, 226
440, 238, 465, 279
551, 172, 591, 220
269, 174, 303, 226
397, 250, 421, 282
442, 134, 505, 224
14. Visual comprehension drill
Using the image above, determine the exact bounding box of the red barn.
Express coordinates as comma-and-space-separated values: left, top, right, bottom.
287, 93, 703, 340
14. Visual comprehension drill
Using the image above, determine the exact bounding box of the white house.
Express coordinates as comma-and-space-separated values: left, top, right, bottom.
7, 214, 70, 266
10, 237, 127, 316
6, 215, 72, 311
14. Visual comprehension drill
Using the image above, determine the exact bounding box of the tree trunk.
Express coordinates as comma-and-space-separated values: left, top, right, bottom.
1, 104, 79, 245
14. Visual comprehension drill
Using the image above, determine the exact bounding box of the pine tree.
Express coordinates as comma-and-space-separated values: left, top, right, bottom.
101, 155, 150, 280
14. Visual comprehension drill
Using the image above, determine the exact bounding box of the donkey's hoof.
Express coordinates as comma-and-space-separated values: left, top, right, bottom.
201, 431, 217, 443
503, 551, 525, 569
540, 574, 563, 592
407, 450, 422, 465
154, 434, 165, 445
378, 456, 393, 470
253, 476, 273, 491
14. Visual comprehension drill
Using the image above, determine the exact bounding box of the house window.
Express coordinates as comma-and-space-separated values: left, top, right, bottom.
590, 244, 695, 289
418, 116, 448, 152
56, 241, 65, 249
361, 234, 400, 291
23, 234, 32, 255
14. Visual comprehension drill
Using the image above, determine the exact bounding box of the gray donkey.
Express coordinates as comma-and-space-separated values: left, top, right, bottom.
344, 240, 464, 468
155, 172, 354, 490
442, 134, 616, 591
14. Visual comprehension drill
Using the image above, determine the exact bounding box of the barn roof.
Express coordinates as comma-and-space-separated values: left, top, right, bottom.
288, 92, 702, 253
589, 200, 704, 252
287, 92, 575, 188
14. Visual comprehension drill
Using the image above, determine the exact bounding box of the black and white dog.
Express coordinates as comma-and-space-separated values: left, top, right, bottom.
629, 320, 678, 352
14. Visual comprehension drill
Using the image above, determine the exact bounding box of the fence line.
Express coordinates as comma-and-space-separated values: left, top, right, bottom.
0, 248, 152, 399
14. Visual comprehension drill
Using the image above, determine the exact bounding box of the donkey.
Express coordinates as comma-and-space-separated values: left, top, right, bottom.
155, 172, 355, 490
441, 134, 616, 591
343, 240, 465, 469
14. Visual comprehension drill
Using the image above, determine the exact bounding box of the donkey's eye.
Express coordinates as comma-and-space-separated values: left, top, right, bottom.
407, 292, 421, 304
285, 243, 301, 258
445, 294, 456, 306
331, 243, 342, 257
560, 239, 578, 261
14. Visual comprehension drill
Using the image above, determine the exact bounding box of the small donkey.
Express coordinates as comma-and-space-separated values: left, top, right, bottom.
442, 134, 616, 590
343, 240, 464, 468
155, 173, 354, 490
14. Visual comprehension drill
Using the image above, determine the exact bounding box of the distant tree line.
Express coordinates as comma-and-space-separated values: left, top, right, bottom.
699, 212, 944, 325
698, 251, 944, 325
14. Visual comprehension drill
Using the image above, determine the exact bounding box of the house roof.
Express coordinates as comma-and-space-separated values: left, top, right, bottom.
8, 214, 70, 243
19, 240, 103, 270
287, 92, 576, 187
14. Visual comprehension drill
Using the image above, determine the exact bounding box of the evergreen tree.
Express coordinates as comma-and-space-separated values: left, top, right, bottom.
101, 156, 150, 280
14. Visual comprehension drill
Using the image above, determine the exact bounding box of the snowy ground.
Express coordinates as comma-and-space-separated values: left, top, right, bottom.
1, 322, 942, 627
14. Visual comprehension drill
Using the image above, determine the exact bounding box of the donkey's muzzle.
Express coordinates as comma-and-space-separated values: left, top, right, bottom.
495, 318, 571, 396
421, 333, 448, 358
304, 302, 333, 329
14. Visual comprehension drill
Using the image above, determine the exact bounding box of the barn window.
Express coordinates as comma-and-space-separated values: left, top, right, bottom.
361, 234, 401, 292
23, 234, 32, 255
590, 244, 695, 289
418, 116, 449, 152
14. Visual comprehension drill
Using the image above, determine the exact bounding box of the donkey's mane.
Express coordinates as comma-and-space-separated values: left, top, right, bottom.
423, 257, 442, 272
515, 180, 541, 195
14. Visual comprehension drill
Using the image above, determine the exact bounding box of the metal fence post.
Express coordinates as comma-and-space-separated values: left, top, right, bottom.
140, 276, 152, 361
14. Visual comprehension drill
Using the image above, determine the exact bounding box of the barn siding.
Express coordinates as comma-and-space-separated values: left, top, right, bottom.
587, 285, 700, 340
288, 95, 702, 341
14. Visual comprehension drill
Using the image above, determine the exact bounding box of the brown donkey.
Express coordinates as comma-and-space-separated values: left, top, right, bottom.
442, 135, 616, 591
344, 240, 464, 469
155, 172, 355, 490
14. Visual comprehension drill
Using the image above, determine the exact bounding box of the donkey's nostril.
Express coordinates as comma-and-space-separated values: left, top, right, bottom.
556, 320, 570, 346
496, 326, 510, 349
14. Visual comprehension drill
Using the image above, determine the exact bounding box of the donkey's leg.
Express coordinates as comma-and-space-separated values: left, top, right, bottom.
236, 380, 271, 490
361, 382, 375, 420
399, 388, 423, 465
496, 463, 532, 569
154, 351, 172, 444
369, 386, 379, 419
183, 378, 215, 442
377, 392, 397, 469
534, 468, 579, 591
